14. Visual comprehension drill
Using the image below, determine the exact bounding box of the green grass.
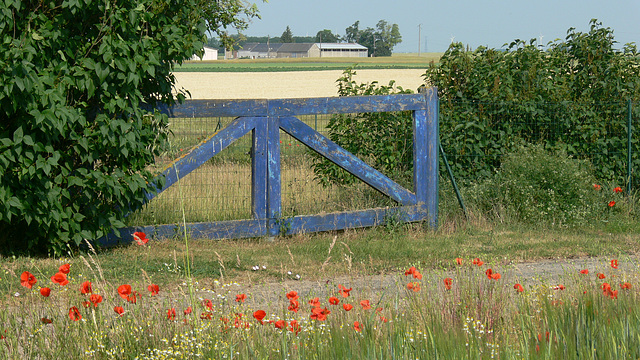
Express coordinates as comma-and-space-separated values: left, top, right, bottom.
174, 53, 442, 72
2, 222, 640, 358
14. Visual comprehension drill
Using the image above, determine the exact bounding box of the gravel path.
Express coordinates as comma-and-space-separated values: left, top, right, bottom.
193, 255, 640, 312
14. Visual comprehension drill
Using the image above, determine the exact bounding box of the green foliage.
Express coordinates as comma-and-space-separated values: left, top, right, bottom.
426, 20, 640, 186
467, 145, 604, 226
315, 29, 340, 43
343, 20, 402, 56
0, 0, 257, 254
311, 67, 413, 188
281, 25, 294, 43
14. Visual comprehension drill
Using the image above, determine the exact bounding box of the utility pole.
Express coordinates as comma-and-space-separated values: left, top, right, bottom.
418, 24, 422, 57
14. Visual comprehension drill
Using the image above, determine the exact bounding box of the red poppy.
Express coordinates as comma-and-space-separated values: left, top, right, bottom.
126, 291, 140, 304
444, 278, 453, 290
491, 273, 501, 280
253, 310, 266, 324
58, 263, 71, 274
360, 300, 371, 310
611, 259, 619, 269
620, 282, 632, 290
354, 321, 362, 332
114, 306, 124, 316
514, 283, 524, 292
404, 266, 417, 276
274, 320, 287, 329
148, 284, 160, 296
472, 258, 484, 266
202, 299, 213, 310
20, 271, 37, 289
407, 282, 421, 292
609, 201, 616, 207
167, 308, 176, 320
41, 317, 53, 324
289, 319, 301, 335
455, 258, 463, 265
553, 285, 566, 290
184, 306, 192, 316
80, 281, 92, 295
133, 231, 149, 245
117, 284, 132, 300
235, 294, 247, 303
200, 312, 213, 320
580, 269, 589, 275
51, 272, 69, 286
69, 306, 82, 321
597, 273, 606, 279
338, 284, 352, 298
310, 306, 331, 321
286, 291, 299, 301
288, 299, 300, 313
89, 294, 103, 307
40, 287, 51, 297
412, 270, 423, 280
485, 269, 493, 279
614, 187, 623, 193
82, 300, 91, 308
329, 296, 340, 305
343, 303, 354, 311
308, 297, 321, 308
593, 184, 601, 190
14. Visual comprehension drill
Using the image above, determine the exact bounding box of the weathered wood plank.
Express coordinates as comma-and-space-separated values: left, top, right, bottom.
99, 220, 269, 246
251, 121, 268, 219
267, 117, 282, 235
281, 205, 426, 235
424, 88, 439, 227
279, 116, 417, 206
146, 117, 257, 201
159, 94, 427, 118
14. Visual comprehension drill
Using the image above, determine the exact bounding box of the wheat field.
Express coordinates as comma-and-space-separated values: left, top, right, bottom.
173, 69, 426, 99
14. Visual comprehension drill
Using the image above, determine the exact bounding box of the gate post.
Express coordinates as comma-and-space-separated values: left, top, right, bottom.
414, 87, 439, 228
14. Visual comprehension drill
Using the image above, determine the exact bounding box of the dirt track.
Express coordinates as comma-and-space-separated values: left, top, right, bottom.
200, 256, 640, 312
173, 69, 426, 100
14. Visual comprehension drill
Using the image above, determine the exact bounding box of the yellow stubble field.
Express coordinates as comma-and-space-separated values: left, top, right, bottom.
173, 69, 426, 99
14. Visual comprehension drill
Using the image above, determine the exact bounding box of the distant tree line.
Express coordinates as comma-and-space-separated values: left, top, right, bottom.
210, 20, 402, 56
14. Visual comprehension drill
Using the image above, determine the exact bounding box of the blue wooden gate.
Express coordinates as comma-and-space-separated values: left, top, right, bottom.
104, 89, 438, 245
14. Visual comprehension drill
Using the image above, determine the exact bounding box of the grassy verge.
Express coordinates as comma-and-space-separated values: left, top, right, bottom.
174, 53, 442, 72
1, 222, 639, 358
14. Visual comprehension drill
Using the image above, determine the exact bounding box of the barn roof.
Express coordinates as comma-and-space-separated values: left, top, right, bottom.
316, 43, 368, 50
278, 43, 317, 52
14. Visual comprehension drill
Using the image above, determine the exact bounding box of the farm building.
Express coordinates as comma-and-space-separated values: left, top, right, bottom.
277, 43, 320, 58
317, 43, 368, 57
190, 46, 218, 61
231, 43, 367, 59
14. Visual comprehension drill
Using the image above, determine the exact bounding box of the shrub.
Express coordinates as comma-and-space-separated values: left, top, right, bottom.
467, 144, 603, 226
311, 67, 414, 189
0, 0, 257, 254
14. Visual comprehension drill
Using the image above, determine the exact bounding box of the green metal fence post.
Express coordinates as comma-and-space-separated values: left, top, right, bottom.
628, 99, 633, 194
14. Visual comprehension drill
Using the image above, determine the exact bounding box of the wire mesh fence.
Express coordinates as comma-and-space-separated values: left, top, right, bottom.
440, 100, 640, 190
126, 99, 638, 227
126, 113, 407, 226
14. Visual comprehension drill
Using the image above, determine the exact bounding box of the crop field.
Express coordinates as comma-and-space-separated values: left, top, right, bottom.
173, 68, 426, 99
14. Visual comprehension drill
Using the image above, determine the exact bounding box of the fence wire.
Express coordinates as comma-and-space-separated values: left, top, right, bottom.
127, 100, 638, 227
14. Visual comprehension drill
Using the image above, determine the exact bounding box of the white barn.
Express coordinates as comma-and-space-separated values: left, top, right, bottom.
190, 46, 218, 61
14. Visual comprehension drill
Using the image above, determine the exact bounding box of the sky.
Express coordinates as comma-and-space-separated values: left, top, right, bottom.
240, 0, 640, 53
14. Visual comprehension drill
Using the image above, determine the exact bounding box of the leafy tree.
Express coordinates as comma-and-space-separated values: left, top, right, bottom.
344, 20, 402, 56
0, 0, 257, 254
315, 29, 340, 43
281, 26, 294, 43
345, 21, 361, 43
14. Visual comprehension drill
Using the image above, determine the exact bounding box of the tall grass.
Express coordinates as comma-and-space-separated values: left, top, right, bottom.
3, 250, 640, 359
